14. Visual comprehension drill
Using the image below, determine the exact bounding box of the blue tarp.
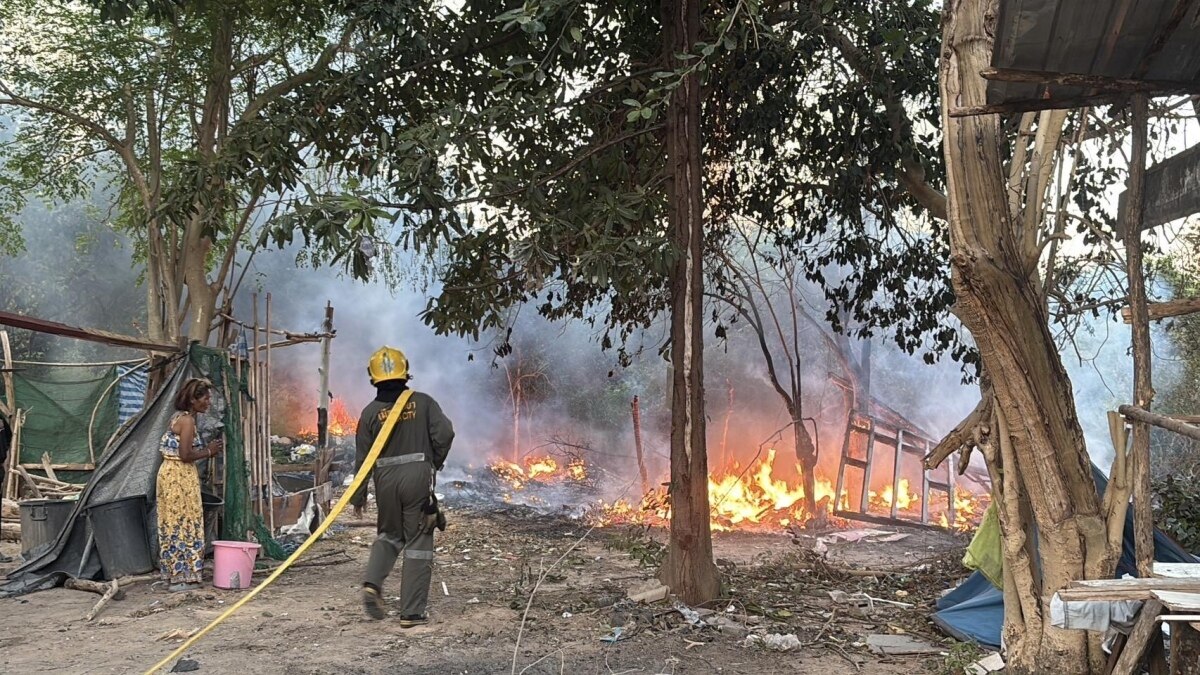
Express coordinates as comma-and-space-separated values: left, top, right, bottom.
932, 464, 1197, 647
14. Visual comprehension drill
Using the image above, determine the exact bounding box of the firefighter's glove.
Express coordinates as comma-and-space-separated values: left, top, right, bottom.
421, 496, 439, 535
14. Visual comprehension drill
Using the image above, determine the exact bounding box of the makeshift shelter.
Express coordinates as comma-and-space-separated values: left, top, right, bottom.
2, 367, 123, 477
1, 345, 283, 596
933, 465, 1197, 647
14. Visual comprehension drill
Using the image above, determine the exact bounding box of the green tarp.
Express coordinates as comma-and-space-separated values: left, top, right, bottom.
962, 502, 1003, 588
1, 367, 119, 475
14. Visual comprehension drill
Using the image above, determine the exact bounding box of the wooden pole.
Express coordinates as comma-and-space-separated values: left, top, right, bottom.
1120, 298, 1200, 323
1125, 93, 1155, 578
2, 330, 16, 500
720, 380, 733, 468
250, 294, 261, 517
316, 302, 333, 491
1118, 405, 1200, 442
265, 293, 275, 534
631, 396, 649, 494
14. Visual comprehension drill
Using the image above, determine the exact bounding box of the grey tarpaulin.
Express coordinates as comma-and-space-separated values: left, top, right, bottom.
0, 356, 193, 595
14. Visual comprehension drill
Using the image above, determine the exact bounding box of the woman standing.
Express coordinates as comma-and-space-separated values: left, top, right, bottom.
157, 378, 223, 592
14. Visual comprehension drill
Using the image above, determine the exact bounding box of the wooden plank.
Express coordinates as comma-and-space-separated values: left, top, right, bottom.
1059, 580, 1200, 603
1114, 599, 1164, 675
0, 310, 180, 353
1121, 298, 1200, 323
1158, 615, 1200, 622
1154, 591, 1200, 612
1156, 563, 1200, 579
1119, 405, 1200, 442
981, 66, 1200, 93
272, 463, 317, 474
18, 463, 95, 472
40, 453, 58, 483
1118, 143, 1200, 232
1072, 578, 1200, 590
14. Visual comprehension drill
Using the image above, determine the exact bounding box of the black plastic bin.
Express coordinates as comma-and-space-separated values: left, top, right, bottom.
85, 495, 154, 579
201, 490, 224, 554
18, 499, 76, 558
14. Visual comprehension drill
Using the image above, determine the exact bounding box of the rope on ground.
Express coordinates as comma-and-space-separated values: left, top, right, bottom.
143, 390, 413, 675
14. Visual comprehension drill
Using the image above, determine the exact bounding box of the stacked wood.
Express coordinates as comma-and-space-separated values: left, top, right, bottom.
8, 467, 83, 498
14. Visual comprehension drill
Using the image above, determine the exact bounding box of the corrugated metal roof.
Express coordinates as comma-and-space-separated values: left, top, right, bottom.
986, 0, 1200, 110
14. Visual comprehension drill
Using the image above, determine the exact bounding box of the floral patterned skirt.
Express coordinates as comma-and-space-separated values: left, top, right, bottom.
156, 457, 204, 584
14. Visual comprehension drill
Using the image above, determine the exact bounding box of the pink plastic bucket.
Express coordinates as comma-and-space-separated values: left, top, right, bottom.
212, 540, 261, 590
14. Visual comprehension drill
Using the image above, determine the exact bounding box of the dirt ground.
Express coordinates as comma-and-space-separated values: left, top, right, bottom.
0, 504, 977, 675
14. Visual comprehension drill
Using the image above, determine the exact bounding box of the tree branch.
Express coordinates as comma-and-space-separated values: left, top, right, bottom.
817, 14, 948, 221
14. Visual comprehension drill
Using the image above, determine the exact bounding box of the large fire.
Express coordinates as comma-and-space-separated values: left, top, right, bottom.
587, 448, 987, 532
472, 432, 988, 533
296, 399, 358, 438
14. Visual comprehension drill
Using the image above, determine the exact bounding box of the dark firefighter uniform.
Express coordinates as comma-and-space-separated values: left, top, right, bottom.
351, 346, 454, 625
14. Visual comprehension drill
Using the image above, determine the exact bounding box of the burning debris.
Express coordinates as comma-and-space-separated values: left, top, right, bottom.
487, 456, 591, 491
592, 447, 988, 533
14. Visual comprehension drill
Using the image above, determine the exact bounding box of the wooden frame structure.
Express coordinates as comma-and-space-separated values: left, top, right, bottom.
834, 412, 959, 529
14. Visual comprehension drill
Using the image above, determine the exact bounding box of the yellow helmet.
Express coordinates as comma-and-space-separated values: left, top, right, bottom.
367, 346, 409, 384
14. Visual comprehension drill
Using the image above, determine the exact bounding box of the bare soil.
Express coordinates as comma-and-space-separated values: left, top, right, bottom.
0, 505, 973, 675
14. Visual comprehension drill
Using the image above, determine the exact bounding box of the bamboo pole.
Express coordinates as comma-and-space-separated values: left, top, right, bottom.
1125, 94, 1155, 578
250, 294, 261, 516
8, 410, 25, 500
265, 293, 275, 534
2, 330, 16, 500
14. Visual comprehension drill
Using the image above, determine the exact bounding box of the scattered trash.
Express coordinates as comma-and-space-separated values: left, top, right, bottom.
466, 597, 480, 604
628, 583, 670, 604
864, 633, 941, 655
827, 590, 876, 617
966, 652, 1006, 674
157, 628, 196, 642
170, 658, 201, 673
289, 444, 317, 463
600, 626, 629, 643
673, 602, 704, 628
815, 529, 911, 549
709, 616, 749, 639
562, 611, 573, 619
441, 582, 449, 596
894, 590, 909, 598
743, 633, 802, 651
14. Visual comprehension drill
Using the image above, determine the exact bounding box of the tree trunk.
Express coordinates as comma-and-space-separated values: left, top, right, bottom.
940, 1, 1110, 672
794, 421, 818, 516
658, 0, 720, 605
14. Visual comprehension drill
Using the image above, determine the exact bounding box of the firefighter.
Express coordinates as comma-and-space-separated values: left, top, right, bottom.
350, 346, 454, 626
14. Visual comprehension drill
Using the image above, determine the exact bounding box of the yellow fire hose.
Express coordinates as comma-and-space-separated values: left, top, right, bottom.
145, 391, 413, 674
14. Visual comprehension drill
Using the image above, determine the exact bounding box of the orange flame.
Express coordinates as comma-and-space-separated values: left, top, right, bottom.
594, 449, 986, 532
488, 455, 590, 490
328, 400, 357, 437
294, 399, 358, 438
